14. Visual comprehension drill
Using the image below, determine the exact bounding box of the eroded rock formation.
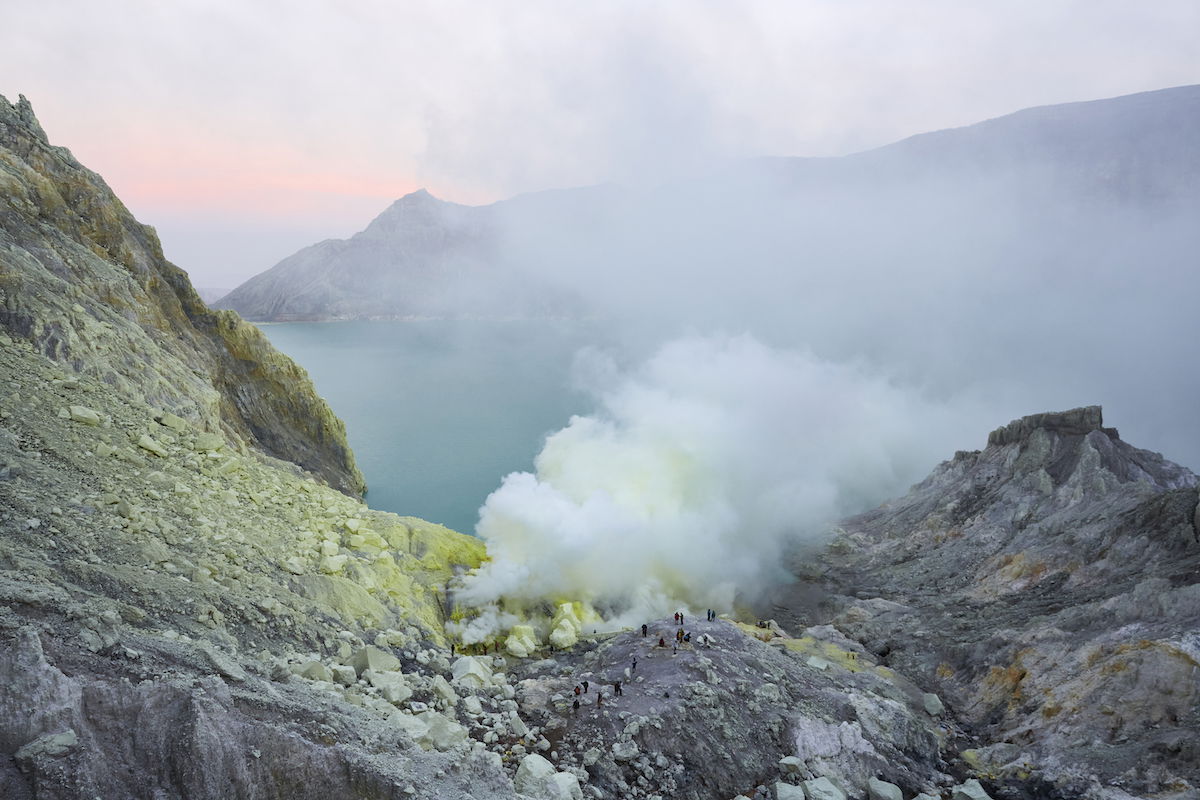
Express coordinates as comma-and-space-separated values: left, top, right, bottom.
777, 406, 1200, 798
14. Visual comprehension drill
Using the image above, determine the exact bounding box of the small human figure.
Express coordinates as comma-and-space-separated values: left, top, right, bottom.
679, 612, 684, 625
574, 684, 581, 696
673, 612, 680, 624
641, 623, 648, 637
450, 643, 455, 656
676, 629, 684, 644
658, 636, 666, 647
583, 679, 589, 693
672, 644, 677, 654
631, 658, 637, 672
684, 632, 691, 642
597, 692, 604, 707
573, 698, 580, 712
614, 681, 622, 696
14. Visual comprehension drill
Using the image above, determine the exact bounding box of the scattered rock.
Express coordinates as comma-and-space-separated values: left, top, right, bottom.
802, 777, 847, 800
779, 756, 804, 775
15, 729, 78, 760
611, 740, 640, 762
68, 405, 101, 425
348, 645, 401, 676
451, 654, 494, 688
136, 433, 169, 457
775, 781, 805, 800
922, 693, 944, 716
296, 661, 333, 683
951, 779, 993, 800
155, 412, 189, 432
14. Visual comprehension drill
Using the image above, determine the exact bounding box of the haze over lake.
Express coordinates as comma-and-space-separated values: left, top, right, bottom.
262, 320, 601, 534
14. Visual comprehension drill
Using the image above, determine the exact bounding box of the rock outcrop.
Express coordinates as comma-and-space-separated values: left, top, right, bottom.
0, 94, 364, 495
777, 406, 1200, 798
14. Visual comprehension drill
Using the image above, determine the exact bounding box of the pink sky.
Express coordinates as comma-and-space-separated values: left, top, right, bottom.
3, 1, 1197, 287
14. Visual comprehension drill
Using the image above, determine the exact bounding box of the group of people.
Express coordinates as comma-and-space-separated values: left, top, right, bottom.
571, 676, 623, 712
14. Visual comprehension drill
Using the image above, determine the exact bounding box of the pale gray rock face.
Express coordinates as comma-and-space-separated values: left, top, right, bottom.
776, 406, 1200, 799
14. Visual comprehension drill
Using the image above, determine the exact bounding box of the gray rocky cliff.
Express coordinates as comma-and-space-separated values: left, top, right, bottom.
0, 94, 364, 495
775, 406, 1200, 799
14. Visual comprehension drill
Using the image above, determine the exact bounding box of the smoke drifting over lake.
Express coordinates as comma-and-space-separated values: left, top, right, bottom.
449, 86, 1200, 626
455, 334, 986, 625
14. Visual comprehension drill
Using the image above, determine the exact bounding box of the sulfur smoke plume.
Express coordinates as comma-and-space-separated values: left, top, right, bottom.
453, 333, 980, 633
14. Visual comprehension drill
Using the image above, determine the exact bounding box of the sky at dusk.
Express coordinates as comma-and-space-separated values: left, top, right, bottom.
3, 0, 1197, 288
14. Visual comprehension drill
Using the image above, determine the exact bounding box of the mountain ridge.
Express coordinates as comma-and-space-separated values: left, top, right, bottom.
218, 83, 1200, 323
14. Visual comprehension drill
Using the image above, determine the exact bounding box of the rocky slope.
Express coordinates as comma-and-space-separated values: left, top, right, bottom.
773, 406, 1200, 799
4, 92, 1200, 800
0, 94, 364, 494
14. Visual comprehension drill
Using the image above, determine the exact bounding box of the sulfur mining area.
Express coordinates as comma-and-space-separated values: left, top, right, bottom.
3, 92, 1200, 800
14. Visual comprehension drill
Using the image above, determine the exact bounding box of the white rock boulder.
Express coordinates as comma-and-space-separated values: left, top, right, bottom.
868, 777, 904, 800
451, 655, 494, 688
802, 777, 847, 800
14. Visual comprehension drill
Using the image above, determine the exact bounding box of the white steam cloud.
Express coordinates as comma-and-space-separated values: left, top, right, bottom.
455, 333, 978, 627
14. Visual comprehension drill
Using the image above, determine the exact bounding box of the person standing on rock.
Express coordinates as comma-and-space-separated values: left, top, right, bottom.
582, 679, 589, 693
642, 623, 648, 637
613, 680, 622, 696
631, 658, 637, 672
573, 698, 580, 712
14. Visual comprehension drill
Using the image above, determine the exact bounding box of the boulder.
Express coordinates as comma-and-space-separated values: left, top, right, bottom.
68, 405, 101, 425
514, 753, 582, 800
550, 772, 583, 800
922, 693, 944, 716
192, 432, 224, 452
136, 434, 169, 457
548, 602, 583, 649
348, 645, 400, 676
951, 779, 993, 800
450, 655, 493, 688
431, 674, 458, 705
775, 781, 805, 800
365, 669, 413, 704
801, 777, 847, 800
330, 665, 357, 686
156, 412, 189, 432
868, 777, 904, 800
15, 729, 78, 761
779, 755, 804, 775
295, 660, 332, 683
611, 740, 639, 761
505, 625, 540, 658
391, 712, 429, 742
416, 711, 467, 751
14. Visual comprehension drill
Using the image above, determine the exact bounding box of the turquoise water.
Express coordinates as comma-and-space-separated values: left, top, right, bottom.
260, 320, 598, 534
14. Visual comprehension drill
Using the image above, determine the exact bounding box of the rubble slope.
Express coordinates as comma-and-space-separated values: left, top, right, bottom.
776, 406, 1200, 799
